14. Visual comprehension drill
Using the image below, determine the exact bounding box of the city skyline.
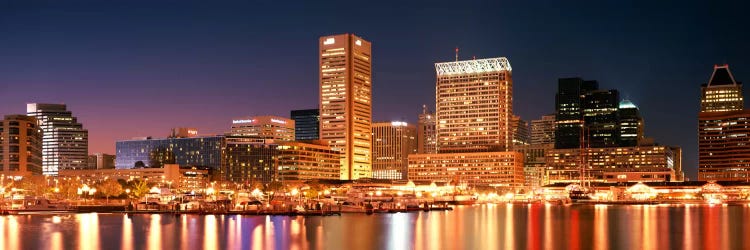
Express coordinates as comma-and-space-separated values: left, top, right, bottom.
2, 1, 749, 180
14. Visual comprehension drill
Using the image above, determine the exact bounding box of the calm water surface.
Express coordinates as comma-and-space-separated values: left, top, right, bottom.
1, 204, 749, 250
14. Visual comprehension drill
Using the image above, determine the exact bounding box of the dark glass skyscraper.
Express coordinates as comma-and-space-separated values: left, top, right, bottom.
291, 109, 319, 141
583, 89, 620, 148
554, 78, 598, 149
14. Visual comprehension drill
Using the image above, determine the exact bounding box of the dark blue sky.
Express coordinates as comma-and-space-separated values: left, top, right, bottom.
1, 0, 748, 179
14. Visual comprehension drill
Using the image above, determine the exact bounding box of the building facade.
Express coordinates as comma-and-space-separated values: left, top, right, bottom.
407, 56, 523, 188
115, 136, 224, 169
435, 57, 513, 153
555, 78, 599, 149
0, 115, 43, 177
88, 153, 115, 169
698, 64, 750, 181
277, 141, 341, 181
372, 121, 417, 180
27, 103, 89, 175
407, 151, 524, 187
514, 143, 553, 188
228, 116, 295, 142
417, 105, 437, 154
59, 164, 210, 191
291, 109, 320, 141
224, 142, 277, 184
511, 115, 530, 146
530, 114, 555, 145
545, 146, 679, 184
618, 100, 644, 147
319, 33, 372, 180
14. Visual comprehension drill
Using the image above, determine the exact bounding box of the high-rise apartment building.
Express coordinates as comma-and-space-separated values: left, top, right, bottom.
698, 64, 750, 181
291, 109, 320, 141
435, 57, 513, 153
0, 115, 43, 177
228, 116, 295, 142
372, 121, 417, 180
408, 57, 524, 187
27, 103, 89, 175
417, 105, 437, 154
530, 114, 555, 145
319, 33, 372, 180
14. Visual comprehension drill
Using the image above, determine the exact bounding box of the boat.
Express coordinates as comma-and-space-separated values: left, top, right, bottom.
569, 190, 593, 201
7, 196, 74, 212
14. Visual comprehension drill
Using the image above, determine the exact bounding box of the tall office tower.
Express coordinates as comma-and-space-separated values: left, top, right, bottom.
417, 105, 437, 154
530, 114, 555, 145
511, 115, 530, 146
701, 64, 743, 112
228, 116, 295, 142
319, 33, 372, 180
618, 100, 644, 147
555, 78, 622, 148
435, 57, 513, 153
291, 109, 320, 141
408, 56, 523, 188
554, 78, 598, 149
699, 64, 750, 181
372, 121, 417, 180
27, 103, 89, 175
583, 89, 620, 148
0, 115, 43, 177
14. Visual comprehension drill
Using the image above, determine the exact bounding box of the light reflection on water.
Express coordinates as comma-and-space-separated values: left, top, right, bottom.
0, 205, 749, 250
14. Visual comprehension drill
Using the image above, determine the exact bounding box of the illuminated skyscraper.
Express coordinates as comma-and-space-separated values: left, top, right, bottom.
1, 115, 43, 177
701, 64, 743, 112
435, 57, 513, 153
408, 57, 524, 187
27, 103, 89, 175
699, 64, 750, 181
372, 121, 416, 180
417, 105, 437, 154
319, 34, 372, 180
618, 100, 644, 147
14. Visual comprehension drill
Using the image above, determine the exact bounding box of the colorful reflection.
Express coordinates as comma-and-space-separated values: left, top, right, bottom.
0, 205, 746, 249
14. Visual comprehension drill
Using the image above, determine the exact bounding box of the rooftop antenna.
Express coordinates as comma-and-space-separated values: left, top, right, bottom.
455, 47, 459, 62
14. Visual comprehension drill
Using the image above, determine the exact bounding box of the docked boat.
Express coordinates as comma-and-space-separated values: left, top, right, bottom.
8, 196, 73, 212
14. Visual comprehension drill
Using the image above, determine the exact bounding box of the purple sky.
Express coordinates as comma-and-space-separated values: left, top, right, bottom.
1, 1, 749, 179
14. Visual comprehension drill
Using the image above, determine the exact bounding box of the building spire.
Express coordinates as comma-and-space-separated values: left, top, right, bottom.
455, 47, 458, 62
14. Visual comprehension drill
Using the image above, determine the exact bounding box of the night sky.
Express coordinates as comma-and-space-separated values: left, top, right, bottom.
1, 1, 748, 179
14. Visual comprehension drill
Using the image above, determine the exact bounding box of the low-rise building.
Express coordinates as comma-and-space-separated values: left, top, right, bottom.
545, 145, 680, 184
407, 151, 524, 187
58, 164, 210, 191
